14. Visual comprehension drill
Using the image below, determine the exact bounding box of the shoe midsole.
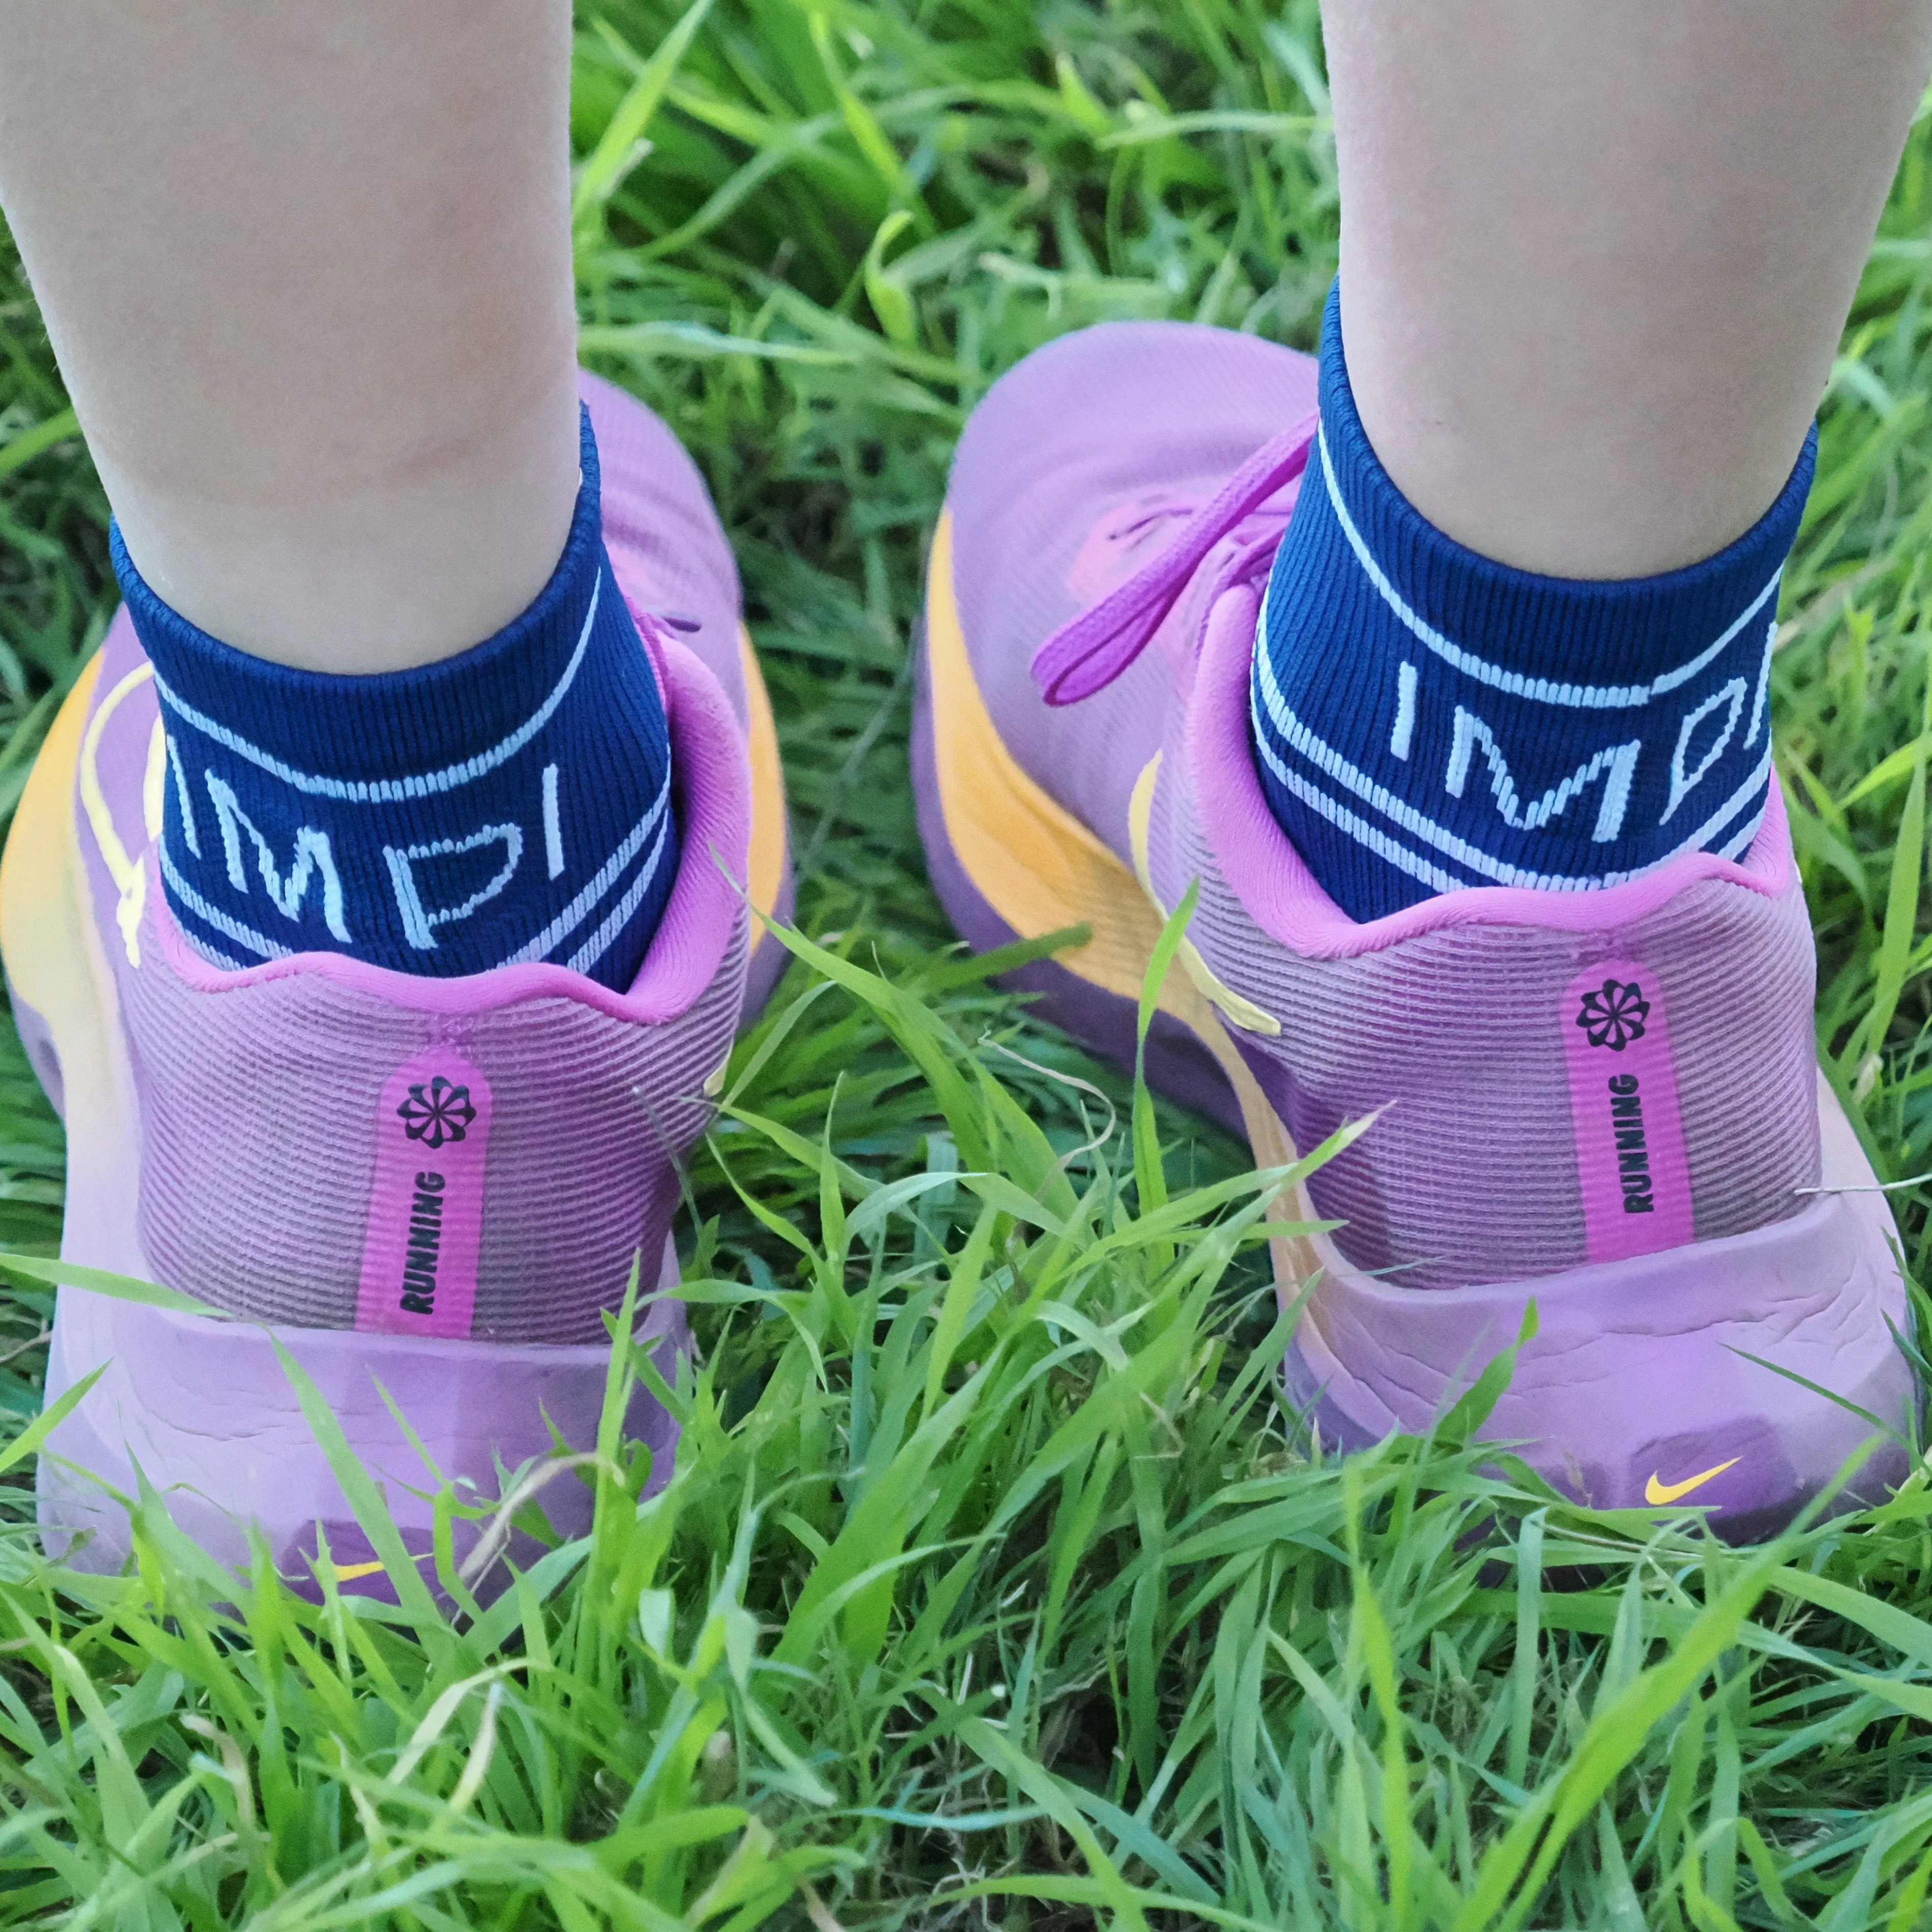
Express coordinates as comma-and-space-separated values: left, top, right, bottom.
40, 1238, 686, 1579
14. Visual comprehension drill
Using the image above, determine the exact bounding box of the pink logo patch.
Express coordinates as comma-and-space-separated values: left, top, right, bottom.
354, 1048, 492, 1339
1562, 960, 1695, 1265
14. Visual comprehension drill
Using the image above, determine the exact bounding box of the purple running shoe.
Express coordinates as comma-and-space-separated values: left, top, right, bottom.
915, 321, 1912, 1536
0, 373, 793, 1594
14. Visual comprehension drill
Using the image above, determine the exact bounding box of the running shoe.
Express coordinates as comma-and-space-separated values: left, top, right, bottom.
0, 372, 793, 1593
914, 321, 1911, 1535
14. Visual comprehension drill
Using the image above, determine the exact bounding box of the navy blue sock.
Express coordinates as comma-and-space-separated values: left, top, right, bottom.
118, 407, 679, 989
1251, 284, 1813, 921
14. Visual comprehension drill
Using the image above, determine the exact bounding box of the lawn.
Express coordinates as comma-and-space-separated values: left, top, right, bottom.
2, 1, 1932, 1924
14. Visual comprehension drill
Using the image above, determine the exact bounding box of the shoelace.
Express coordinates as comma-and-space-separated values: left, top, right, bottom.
1029, 410, 1321, 707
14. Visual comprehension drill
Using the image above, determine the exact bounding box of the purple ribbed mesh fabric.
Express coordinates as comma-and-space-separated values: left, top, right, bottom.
122, 897, 745, 1341
1145, 747, 1821, 1287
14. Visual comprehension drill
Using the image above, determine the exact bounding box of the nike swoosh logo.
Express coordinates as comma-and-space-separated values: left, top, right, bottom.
1644, 1457, 1741, 1505
329, 1551, 434, 1585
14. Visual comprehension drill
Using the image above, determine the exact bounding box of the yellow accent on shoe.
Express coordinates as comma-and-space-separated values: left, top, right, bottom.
325, 1549, 434, 1585
77, 662, 156, 969
926, 512, 1174, 1002
0, 657, 101, 1031
739, 623, 787, 922
923, 510, 1322, 1290
143, 720, 167, 843
1126, 752, 1279, 1038
925, 506, 1274, 1060
0, 656, 145, 1203
1644, 1458, 1740, 1505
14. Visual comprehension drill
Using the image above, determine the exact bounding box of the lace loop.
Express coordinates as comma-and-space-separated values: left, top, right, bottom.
1029, 411, 1320, 707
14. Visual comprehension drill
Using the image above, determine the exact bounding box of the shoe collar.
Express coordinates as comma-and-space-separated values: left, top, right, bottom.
1028, 408, 1800, 960
1174, 572, 1796, 965
115, 632, 752, 1024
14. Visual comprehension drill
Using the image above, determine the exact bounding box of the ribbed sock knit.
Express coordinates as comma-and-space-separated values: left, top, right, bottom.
1250, 284, 1814, 922
118, 406, 679, 990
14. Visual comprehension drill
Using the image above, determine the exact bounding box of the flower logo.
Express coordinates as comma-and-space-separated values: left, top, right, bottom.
1575, 979, 1651, 1053
397, 1075, 476, 1148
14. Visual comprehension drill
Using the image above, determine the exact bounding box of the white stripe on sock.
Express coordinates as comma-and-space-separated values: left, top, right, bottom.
158, 839, 292, 960
1252, 644, 1774, 891
1315, 426, 1783, 714
185, 937, 247, 972
1248, 713, 1478, 896
502, 767, 672, 967
566, 814, 672, 977
1717, 807, 1766, 862
152, 575, 604, 803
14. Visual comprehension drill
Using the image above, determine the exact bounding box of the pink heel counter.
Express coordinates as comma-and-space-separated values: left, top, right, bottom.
1144, 588, 1821, 1291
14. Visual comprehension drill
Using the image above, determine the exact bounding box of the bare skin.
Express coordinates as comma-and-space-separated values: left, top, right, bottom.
1325, 0, 1932, 579
2, 4, 1928, 662
0, 0, 581, 673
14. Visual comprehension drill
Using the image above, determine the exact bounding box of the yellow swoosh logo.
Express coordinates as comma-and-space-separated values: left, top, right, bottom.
330, 1551, 435, 1584
1644, 1457, 1741, 1505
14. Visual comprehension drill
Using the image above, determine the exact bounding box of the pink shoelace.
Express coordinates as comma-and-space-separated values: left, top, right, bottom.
1029, 409, 1321, 707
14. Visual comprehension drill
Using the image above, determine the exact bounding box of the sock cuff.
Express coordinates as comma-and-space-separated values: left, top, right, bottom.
126, 402, 681, 986
1251, 281, 1807, 919
112, 405, 657, 795
1316, 282, 1816, 695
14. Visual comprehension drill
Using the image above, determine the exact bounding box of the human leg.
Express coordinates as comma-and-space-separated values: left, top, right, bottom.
1250, 2, 1932, 922
1328, 0, 1932, 577
0, 5, 791, 1589
0, 0, 579, 671
915, 5, 1929, 1524
0, 0, 694, 988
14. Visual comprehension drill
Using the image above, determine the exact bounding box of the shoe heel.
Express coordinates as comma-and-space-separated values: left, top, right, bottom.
41, 1239, 687, 1599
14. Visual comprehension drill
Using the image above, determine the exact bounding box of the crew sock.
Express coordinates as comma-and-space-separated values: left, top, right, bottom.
118, 406, 679, 990
1250, 284, 1813, 922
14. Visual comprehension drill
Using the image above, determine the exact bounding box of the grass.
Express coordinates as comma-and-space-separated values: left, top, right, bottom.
2, 2, 1932, 1924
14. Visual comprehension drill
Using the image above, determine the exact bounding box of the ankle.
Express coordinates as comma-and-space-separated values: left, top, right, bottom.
1250, 283, 1811, 921
121, 405, 680, 990
99, 368, 582, 674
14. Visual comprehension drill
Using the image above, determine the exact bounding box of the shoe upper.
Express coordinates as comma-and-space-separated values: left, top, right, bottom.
586, 371, 753, 729
947, 321, 1821, 1290
950, 322, 1319, 861
64, 375, 755, 1344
